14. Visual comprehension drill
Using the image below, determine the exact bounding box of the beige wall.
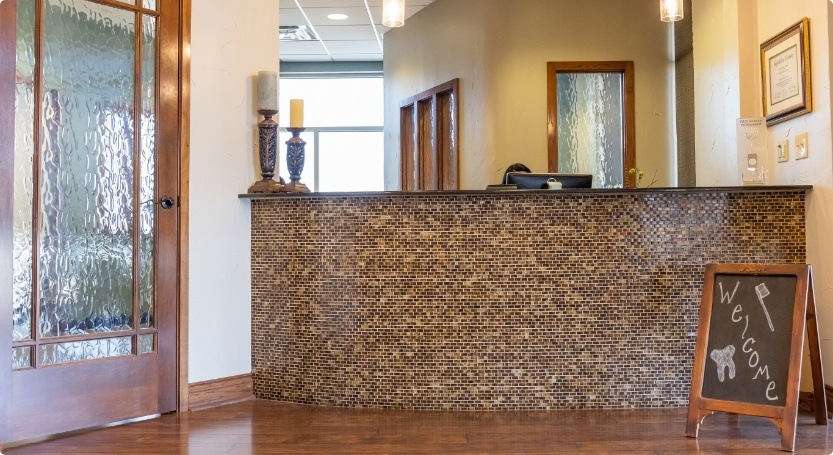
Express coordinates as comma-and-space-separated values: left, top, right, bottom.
388, 0, 833, 384
189, 0, 279, 382
185, 0, 833, 388
384, 0, 677, 190
693, 0, 833, 383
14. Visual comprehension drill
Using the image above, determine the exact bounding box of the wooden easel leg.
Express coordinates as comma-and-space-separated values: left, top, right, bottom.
780, 433, 796, 452
806, 277, 828, 425
686, 409, 713, 438
685, 406, 700, 438
769, 415, 797, 452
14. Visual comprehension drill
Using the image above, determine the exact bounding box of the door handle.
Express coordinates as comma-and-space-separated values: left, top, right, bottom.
160, 195, 176, 210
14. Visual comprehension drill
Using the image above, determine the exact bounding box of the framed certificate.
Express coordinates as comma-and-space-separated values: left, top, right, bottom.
761, 18, 812, 126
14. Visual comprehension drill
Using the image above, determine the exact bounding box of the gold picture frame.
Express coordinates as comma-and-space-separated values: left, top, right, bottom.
761, 18, 812, 126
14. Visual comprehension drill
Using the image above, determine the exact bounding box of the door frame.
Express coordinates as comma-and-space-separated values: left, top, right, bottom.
399, 79, 460, 191
177, 0, 191, 413
546, 61, 636, 188
0, 0, 192, 444
0, 0, 17, 443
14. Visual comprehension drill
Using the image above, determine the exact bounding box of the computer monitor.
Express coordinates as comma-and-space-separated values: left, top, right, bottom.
504, 172, 593, 189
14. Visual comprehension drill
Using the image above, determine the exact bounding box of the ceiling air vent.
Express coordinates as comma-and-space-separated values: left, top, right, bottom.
279, 26, 318, 41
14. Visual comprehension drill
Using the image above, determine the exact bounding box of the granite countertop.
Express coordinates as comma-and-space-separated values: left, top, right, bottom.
239, 185, 812, 199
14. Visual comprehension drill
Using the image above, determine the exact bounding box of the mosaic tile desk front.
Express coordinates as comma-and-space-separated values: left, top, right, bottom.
250, 188, 807, 410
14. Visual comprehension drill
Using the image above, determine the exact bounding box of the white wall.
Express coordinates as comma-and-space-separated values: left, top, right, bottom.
188, 0, 278, 383
694, 0, 833, 384
757, 0, 833, 388
384, 0, 676, 190
185, 0, 833, 387
692, 0, 743, 185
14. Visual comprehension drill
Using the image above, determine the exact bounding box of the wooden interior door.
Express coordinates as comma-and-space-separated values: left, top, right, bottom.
546, 61, 636, 188
0, 0, 181, 444
400, 79, 459, 191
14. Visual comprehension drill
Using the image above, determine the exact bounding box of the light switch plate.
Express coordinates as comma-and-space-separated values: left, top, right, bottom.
795, 132, 809, 160
776, 139, 790, 163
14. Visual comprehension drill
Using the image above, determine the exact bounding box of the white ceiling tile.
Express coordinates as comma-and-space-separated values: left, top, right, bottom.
280, 9, 308, 26
365, 0, 435, 7
326, 40, 382, 54
303, 7, 375, 26
315, 25, 379, 41
279, 0, 435, 63
280, 40, 330, 55
295, 0, 364, 7
366, 4, 426, 23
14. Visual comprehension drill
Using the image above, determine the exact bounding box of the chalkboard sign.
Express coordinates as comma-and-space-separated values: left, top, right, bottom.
686, 264, 827, 452
701, 274, 796, 407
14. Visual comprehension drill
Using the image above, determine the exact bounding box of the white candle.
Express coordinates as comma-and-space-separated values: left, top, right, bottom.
290, 99, 304, 128
257, 71, 278, 111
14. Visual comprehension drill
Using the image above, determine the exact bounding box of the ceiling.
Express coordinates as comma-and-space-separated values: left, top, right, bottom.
279, 0, 436, 62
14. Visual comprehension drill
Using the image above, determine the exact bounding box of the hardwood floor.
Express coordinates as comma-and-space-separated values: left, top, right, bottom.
4, 400, 832, 454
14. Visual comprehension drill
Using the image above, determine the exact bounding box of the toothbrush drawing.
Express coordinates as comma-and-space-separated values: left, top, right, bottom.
755, 283, 775, 332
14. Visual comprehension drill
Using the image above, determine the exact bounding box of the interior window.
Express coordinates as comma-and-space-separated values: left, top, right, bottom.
278, 77, 384, 192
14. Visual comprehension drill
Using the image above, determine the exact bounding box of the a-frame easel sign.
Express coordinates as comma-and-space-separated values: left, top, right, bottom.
686, 264, 827, 452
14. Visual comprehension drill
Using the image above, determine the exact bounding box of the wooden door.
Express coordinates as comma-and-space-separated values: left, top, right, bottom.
546, 61, 636, 188
0, 0, 181, 444
399, 79, 459, 191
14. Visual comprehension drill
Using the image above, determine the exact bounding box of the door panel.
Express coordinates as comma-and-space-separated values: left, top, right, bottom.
398, 79, 459, 191
37, 0, 137, 341
555, 72, 624, 188
2, 0, 180, 444
9, 356, 159, 441
12, 0, 34, 344
546, 61, 636, 188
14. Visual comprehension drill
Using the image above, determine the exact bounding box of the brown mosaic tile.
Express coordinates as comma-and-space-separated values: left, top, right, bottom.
250, 190, 807, 411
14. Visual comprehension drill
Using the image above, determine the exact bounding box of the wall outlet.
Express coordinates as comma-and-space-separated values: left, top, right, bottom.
795, 132, 809, 160
776, 139, 790, 163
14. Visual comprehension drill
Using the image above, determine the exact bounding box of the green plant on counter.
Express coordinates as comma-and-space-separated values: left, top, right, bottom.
628, 167, 658, 188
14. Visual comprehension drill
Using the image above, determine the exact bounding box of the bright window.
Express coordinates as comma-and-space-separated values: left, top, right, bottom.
277, 77, 384, 192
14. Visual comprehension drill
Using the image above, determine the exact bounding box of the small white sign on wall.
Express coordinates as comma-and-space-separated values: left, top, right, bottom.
737, 118, 768, 185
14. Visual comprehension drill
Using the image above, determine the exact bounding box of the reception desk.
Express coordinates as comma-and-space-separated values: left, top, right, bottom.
244, 187, 809, 411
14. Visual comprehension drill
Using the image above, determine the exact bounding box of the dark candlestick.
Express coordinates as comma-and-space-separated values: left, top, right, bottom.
247, 109, 283, 193
284, 127, 310, 193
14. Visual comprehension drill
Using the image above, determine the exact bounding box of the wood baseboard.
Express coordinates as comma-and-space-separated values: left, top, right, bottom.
188, 373, 254, 411
828, 385, 833, 418
800, 385, 833, 419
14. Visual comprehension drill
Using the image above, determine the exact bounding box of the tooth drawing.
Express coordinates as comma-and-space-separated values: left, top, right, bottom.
710, 345, 737, 383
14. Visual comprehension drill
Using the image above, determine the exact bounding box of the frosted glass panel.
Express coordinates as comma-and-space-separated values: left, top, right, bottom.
13, 347, 32, 370
140, 16, 156, 329
557, 73, 624, 188
278, 78, 383, 127
139, 333, 155, 354
38, 0, 136, 338
143, 0, 157, 10
318, 132, 384, 192
13, 0, 36, 341
39, 336, 133, 366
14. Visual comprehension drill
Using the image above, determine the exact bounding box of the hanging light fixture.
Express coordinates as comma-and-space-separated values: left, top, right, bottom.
383, 0, 405, 27
660, 0, 684, 22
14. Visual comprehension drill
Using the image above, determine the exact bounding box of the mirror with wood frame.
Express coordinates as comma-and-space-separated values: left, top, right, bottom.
547, 61, 636, 189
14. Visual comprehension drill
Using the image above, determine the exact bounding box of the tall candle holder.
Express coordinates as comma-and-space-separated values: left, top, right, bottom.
283, 127, 310, 193
247, 108, 284, 193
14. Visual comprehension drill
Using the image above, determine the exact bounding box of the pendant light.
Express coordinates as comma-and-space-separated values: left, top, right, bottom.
383, 0, 405, 27
660, 0, 684, 22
